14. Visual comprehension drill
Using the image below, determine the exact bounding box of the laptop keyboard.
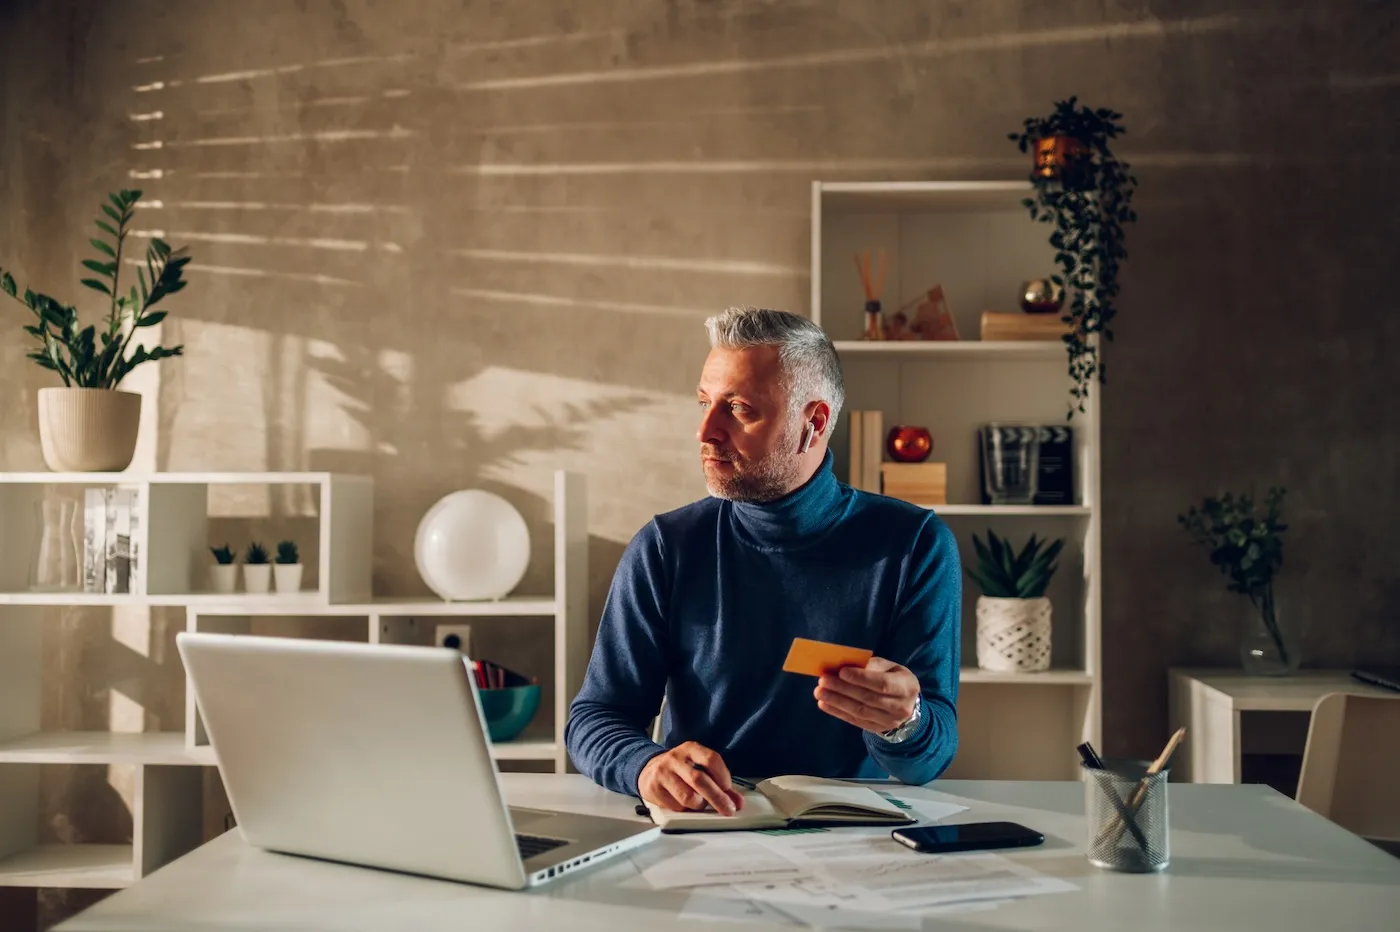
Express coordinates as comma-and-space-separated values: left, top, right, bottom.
516, 833, 568, 860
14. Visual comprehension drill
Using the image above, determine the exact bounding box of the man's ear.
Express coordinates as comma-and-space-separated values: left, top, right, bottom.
806, 401, 832, 445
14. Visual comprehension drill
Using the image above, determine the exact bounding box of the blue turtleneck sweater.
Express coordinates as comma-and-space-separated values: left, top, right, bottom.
564, 450, 961, 796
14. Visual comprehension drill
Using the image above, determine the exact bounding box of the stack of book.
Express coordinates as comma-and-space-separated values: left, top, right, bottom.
979, 311, 1071, 342
880, 463, 947, 506
83, 487, 141, 594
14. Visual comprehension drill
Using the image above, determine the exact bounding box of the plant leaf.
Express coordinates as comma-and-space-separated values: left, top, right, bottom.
101, 204, 122, 224
95, 219, 120, 238
82, 259, 117, 277
138, 310, 167, 327
89, 238, 116, 258
81, 278, 112, 295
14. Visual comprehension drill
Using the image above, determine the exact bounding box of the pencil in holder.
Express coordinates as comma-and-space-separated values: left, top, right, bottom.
1083, 759, 1170, 873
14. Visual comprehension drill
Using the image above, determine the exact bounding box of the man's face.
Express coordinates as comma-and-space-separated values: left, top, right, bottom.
696, 345, 806, 502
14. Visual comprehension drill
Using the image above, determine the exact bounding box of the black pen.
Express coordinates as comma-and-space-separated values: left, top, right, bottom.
691, 762, 756, 791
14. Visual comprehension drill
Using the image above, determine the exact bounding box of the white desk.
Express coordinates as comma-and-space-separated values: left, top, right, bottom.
1168, 668, 1394, 784
57, 774, 1400, 931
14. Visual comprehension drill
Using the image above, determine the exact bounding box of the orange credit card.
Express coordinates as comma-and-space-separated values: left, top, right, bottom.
781, 637, 873, 677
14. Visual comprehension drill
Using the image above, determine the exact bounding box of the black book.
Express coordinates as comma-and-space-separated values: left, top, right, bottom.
1352, 665, 1400, 693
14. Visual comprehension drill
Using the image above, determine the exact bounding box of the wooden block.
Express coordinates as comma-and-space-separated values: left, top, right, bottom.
880, 462, 947, 505
980, 311, 1070, 342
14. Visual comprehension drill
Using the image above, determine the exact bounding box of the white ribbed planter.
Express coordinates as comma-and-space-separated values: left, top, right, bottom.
274, 563, 303, 594
975, 596, 1052, 672
209, 564, 237, 595
37, 388, 142, 472
242, 564, 271, 594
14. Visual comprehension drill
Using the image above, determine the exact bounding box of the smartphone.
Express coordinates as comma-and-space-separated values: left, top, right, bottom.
891, 821, 1044, 854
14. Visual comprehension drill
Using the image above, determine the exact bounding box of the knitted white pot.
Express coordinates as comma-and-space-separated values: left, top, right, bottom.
975, 596, 1052, 672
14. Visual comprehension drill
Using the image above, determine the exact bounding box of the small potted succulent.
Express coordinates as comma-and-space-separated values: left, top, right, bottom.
274, 540, 302, 595
209, 543, 236, 595
966, 531, 1064, 673
242, 542, 271, 594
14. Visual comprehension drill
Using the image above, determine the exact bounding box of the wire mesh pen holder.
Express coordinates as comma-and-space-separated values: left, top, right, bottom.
1084, 760, 1170, 873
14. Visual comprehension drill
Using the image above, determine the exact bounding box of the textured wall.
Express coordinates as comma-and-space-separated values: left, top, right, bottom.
3, 0, 1399, 925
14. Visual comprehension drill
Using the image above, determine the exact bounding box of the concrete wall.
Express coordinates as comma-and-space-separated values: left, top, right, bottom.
3, 0, 1399, 924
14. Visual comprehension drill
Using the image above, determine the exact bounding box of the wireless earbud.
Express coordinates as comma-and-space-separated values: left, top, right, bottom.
801, 422, 816, 453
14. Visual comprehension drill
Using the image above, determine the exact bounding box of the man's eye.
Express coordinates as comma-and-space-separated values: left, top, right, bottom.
730, 402, 750, 415
698, 400, 710, 410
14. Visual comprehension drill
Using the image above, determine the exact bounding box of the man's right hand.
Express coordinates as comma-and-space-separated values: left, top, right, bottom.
638, 742, 746, 816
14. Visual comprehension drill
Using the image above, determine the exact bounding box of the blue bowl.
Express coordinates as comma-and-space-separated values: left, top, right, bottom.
478, 684, 541, 742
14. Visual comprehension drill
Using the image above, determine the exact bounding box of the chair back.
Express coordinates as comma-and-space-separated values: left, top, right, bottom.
1296, 691, 1400, 842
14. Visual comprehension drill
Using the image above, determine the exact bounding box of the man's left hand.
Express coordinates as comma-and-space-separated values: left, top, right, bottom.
814, 658, 920, 734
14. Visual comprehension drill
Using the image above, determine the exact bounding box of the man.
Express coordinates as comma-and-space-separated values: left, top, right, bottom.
565, 306, 960, 816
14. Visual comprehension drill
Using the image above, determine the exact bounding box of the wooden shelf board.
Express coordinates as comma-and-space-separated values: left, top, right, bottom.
0, 844, 134, 889
185, 740, 559, 763
819, 181, 1033, 212
0, 471, 368, 485
927, 504, 1091, 516
832, 340, 1063, 360
960, 668, 1094, 685
489, 740, 558, 761
0, 731, 206, 765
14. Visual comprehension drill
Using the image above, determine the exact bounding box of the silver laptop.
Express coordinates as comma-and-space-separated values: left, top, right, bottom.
176, 631, 659, 889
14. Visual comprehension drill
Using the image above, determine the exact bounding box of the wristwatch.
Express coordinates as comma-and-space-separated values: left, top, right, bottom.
877, 700, 922, 744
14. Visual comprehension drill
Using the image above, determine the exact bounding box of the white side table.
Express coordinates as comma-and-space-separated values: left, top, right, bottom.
1167, 668, 1393, 784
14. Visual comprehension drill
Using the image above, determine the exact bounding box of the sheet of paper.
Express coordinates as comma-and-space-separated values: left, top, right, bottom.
873, 790, 969, 825
682, 884, 1005, 929
639, 835, 812, 891
753, 830, 1075, 911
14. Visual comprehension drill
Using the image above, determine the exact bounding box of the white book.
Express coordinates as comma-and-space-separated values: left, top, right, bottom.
83, 488, 107, 593
106, 489, 134, 594
848, 409, 864, 489
128, 486, 141, 594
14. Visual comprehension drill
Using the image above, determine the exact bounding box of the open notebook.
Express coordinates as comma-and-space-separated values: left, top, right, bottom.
643, 775, 916, 833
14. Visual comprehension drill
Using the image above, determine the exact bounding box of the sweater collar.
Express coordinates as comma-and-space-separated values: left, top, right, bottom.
729, 448, 848, 548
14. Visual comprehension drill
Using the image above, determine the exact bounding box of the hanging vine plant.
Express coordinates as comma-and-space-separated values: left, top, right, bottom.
1009, 97, 1138, 418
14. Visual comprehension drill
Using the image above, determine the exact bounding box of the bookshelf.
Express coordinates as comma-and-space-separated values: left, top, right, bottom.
0, 469, 587, 897
812, 180, 1102, 781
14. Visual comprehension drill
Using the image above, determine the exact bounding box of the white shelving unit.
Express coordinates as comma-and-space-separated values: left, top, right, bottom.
812, 180, 1102, 781
0, 469, 587, 895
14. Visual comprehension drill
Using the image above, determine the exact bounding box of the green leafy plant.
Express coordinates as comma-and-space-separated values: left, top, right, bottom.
0, 189, 189, 388
967, 530, 1064, 599
244, 542, 270, 565
210, 544, 235, 565
275, 540, 299, 565
1009, 97, 1138, 418
1178, 487, 1290, 664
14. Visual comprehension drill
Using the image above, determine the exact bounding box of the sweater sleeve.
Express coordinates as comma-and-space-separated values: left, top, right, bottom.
563, 520, 670, 796
863, 515, 961, 785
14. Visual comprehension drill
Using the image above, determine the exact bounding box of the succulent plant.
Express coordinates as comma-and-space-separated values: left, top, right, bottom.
244, 542, 269, 565
209, 544, 235, 565
275, 540, 299, 565
967, 530, 1064, 599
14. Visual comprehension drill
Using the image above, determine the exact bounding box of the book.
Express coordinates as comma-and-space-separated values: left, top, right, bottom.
83, 488, 107, 593
643, 774, 915, 834
860, 410, 882, 494
848, 409, 864, 489
979, 311, 1070, 342
1034, 426, 1074, 506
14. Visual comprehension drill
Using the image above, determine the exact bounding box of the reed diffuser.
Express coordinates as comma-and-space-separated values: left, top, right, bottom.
855, 249, 889, 340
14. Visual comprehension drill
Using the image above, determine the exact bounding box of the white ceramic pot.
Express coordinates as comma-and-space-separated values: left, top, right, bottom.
209, 564, 237, 594
38, 388, 142, 472
274, 563, 303, 595
975, 596, 1052, 672
242, 564, 271, 595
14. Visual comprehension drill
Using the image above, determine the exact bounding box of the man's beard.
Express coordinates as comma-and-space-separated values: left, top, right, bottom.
701, 422, 806, 503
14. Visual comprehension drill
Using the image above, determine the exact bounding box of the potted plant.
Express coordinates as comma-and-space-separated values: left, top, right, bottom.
274, 540, 302, 595
967, 530, 1064, 672
1179, 487, 1295, 676
242, 542, 271, 595
209, 543, 237, 595
0, 189, 190, 472
1008, 98, 1138, 419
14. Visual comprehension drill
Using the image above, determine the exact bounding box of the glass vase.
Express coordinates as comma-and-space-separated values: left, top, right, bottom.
1240, 583, 1299, 676
30, 498, 82, 592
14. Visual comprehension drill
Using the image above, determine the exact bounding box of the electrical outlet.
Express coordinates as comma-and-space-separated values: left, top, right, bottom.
434, 623, 473, 657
